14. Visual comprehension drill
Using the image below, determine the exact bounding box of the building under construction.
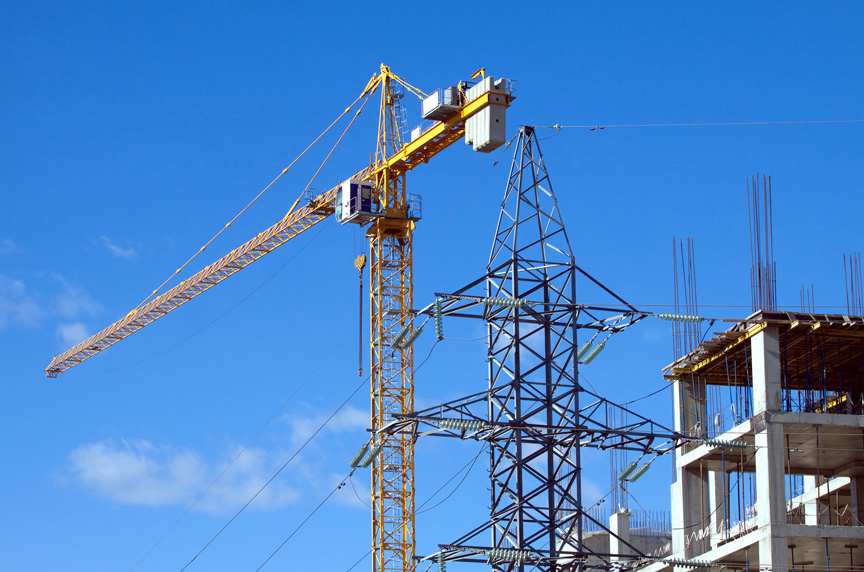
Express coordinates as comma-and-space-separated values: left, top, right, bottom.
623, 310, 864, 572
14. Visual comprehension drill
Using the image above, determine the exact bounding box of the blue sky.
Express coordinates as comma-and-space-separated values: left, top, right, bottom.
2, 2, 863, 571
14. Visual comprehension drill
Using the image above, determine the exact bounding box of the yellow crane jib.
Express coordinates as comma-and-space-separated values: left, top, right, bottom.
44, 69, 512, 377
42, 65, 514, 572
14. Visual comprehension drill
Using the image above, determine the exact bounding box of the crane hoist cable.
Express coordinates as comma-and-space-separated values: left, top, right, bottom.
132, 85, 375, 313
355, 254, 367, 377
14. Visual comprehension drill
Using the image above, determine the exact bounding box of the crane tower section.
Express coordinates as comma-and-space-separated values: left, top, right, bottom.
365, 68, 512, 572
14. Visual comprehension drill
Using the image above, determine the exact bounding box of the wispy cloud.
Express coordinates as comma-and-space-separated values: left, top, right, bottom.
0, 273, 104, 334
50, 273, 102, 319
67, 439, 298, 513
100, 236, 136, 259
283, 404, 368, 448
66, 402, 372, 514
0, 275, 43, 329
56, 322, 90, 346
0, 238, 17, 255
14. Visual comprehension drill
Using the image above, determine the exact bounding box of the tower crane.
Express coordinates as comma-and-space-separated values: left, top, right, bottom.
45, 64, 514, 572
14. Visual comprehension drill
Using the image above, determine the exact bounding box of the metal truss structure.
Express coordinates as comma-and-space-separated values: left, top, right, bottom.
368, 75, 417, 572
384, 126, 684, 572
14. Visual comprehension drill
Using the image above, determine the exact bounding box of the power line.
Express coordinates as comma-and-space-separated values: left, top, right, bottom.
537, 119, 864, 131
128, 315, 356, 571
253, 469, 355, 571
178, 374, 367, 571
417, 444, 487, 514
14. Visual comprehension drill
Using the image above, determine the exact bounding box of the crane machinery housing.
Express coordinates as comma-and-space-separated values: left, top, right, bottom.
45, 65, 514, 572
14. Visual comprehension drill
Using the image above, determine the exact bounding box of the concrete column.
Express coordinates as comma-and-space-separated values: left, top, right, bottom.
610, 509, 631, 562
673, 377, 706, 438
851, 477, 864, 525
751, 325, 782, 414
803, 475, 825, 526
709, 470, 727, 547
671, 480, 684, 556
671, 466, 711, 558
755, 422, 789, 571
672, 377, 710, 558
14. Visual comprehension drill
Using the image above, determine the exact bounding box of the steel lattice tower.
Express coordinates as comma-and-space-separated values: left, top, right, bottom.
482, 125, 582, 569
398, 125, 678, 572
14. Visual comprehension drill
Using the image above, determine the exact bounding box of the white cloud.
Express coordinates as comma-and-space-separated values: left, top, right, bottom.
50, 273, 102, 318
0, 275, 42, 329
56, 322, 90, 346
283, 404, 368, 447
0, 238, 17, 255
68, 439, 298, 514
69, 439, 203, 506
100, 236, 136, 259
0, 273, 104, 336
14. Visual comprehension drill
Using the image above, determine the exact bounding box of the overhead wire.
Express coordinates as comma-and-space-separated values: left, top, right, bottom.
253, 334, 451, 570
253, 468, 356, 572
124, 95, 864, 572
416, 444, 487, 514
127, 310, 357, 571
178, 374, 368, 571
536, 119, 864, 131
179, 322, 446, 570
415, 131, 517, 254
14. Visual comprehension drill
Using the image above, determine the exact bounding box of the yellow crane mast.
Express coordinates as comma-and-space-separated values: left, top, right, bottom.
45, 65, 513, 572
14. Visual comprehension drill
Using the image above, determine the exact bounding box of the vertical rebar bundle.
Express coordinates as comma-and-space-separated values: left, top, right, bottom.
672, 237, 701, 360
800, 283, 815, 313
747, 174, 777, 312
844, 252, 863, 315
